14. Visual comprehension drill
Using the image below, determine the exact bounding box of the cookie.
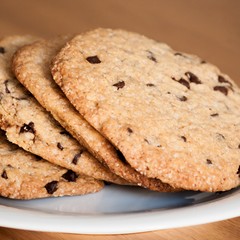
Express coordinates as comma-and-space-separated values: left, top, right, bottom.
0, 35, 125, 185
51, 28, 240, 192
12, 36, 177, 192
0, 130, 103, 199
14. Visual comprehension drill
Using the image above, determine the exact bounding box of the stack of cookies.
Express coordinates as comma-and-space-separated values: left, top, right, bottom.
0, 29, 239, 199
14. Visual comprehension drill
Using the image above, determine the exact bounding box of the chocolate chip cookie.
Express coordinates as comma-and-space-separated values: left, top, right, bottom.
51, 28, 240, 192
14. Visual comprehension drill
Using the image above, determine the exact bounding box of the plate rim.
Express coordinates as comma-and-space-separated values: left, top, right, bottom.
0, 189, 239, 234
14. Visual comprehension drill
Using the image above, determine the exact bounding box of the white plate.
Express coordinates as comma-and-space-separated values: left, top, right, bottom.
0, 185, 239, 234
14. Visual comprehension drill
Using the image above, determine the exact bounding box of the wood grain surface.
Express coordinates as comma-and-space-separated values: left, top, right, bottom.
0, 0, 239, 239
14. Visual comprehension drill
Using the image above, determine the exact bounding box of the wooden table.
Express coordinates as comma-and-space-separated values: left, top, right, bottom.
0, 0, 239, 239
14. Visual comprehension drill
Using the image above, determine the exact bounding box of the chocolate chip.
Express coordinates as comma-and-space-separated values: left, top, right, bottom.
1, 170, 8, 179
181, 136, 187, 142
116, 149, 128, 164
167, 92, 171, 94
185, 72, 201, 84
146, 50, 157, 62
213, 86, 228, 96
237, 166, 240, 176
62, 170, 78, 182
72, 150, 83, 165
210, 113, 219, 117
201, 60, 206, 64
86, 55, 101, 64
4, 80, 10, 93
113, 81, 125, 90
45, 181, 58, 194
206, 159, 212, 165
19, 122, 35, 134
178, 78, 190, 89
179, 96, 188, 101
127, 128, 133, 134
146, 83, 155, 87
238, 144, 240, 149
57, 142, 64, 150
0, 47, 5, 54
218, 75, 232, 86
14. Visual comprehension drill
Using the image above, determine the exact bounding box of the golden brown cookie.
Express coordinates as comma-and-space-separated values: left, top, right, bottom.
0, 130, 103, 199
12, 36, 177, 192
51, 28, 240, 192
0, 35, 125, 185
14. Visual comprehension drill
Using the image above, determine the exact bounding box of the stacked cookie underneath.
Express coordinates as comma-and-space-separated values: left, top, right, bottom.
0, 29, 239, 199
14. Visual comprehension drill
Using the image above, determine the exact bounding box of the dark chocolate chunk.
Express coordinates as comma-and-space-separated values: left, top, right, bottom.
45, 181, 58, 194
185, 72, 201, 84
206, 159, 212, 165
237, 166, 240, 176
146, 50, 157, 62
62, 170, 78, 182
146, 83, 155, 87
72, 150, 83, 165
4, 80, 10, 93
181, 136, 187, 142
218, 75, 232, 86
1, 170, 8, 179
116, 149, 128, 164
201, 60, 206, 64
238, 144, 240, 149
178, 78, 190, 89
213, 86, 228, 96
19, 122, 35, 134
86, 55, 101, 64
57, 142, 64, 150
127, 127, 133, 134
113, 81, 125, 90
210, 113, 219, 117
0, 47, 5, 54
179, 96, 188, 101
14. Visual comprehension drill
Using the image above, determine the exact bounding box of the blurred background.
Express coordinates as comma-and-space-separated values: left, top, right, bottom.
0, 0, 239, 83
